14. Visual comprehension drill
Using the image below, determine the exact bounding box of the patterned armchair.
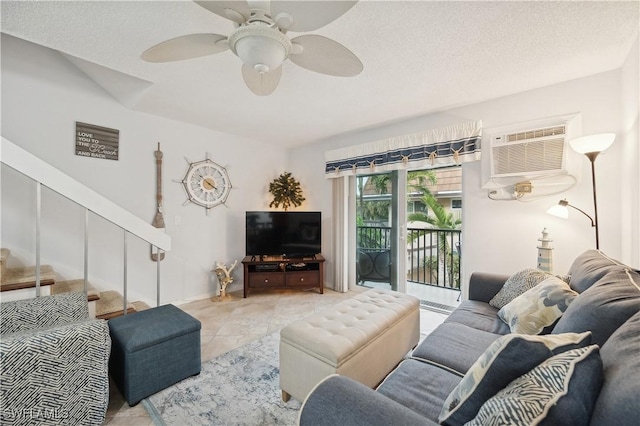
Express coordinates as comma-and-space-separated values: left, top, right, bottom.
0, 292, 111, 425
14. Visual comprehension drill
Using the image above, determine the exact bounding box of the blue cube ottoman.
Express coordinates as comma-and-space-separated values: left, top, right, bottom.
108, 304, 201, 405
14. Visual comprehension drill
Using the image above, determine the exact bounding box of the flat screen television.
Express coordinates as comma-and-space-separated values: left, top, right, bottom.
246, 211, 321, 258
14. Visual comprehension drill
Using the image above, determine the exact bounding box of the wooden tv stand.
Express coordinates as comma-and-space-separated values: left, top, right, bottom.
241, 255, 325, 298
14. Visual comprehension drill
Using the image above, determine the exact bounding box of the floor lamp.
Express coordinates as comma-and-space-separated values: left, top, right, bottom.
547, 133, 615, 250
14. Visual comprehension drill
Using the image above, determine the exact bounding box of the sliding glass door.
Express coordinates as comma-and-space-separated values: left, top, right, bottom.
354, 171, 406, 292
351, 166, 463, 308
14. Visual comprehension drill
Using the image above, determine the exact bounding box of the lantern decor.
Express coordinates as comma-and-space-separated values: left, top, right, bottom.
537, 228, 554, 273
268, 172, 305, 211
212, 260, 239, 302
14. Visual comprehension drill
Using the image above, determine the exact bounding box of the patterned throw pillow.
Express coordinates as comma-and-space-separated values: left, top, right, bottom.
498, 276, 578, 334
489, 268, 552, 309
466, 345, 603, 426
438, 332, 592, 426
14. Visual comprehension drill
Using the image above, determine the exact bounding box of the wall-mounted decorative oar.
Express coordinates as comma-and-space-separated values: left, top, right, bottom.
151, 142, 166, 261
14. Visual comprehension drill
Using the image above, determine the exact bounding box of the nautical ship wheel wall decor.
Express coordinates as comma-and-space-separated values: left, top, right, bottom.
178, 155, 232, 212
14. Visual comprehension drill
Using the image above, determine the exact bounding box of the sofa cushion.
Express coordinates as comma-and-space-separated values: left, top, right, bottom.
466, 345, 602, 426
489, 268, 551, 309
438, 332, 592, 426
567, 249, 626, 293
376, 359, 462, 422
498, 276, 578, 334
590, 311, 640, 425
411, 323, 501, 374
445, 301, 510, 334
299, 375, 430, 426
552, 268, 640, 347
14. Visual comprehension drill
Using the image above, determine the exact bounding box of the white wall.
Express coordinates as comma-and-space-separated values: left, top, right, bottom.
1, 35, 288, 304
620, 36, 640, 267
290, 36, 640, 295
459, 70, 626, 285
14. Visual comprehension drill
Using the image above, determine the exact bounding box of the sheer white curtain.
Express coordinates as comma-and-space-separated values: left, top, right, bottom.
331, 176, 355, 292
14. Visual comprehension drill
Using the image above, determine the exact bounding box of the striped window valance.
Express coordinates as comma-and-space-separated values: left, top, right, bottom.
325, 120, 482, 178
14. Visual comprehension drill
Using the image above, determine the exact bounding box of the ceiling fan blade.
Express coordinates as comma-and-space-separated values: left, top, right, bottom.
289, 35, 363, 77
193, 1, 251, 24
141, 34, 229, 63
271, 1, 358, 32
242, 64, 282, 96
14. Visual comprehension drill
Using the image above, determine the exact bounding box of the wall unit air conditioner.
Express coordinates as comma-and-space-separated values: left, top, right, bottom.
490, 125, 568, 178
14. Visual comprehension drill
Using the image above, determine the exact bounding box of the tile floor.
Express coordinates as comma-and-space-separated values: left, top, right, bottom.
104, 287, 450, 425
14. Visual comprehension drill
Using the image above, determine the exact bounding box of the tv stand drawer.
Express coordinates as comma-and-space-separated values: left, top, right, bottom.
286, 271, 319, 287
242, 255, 324, 297
249, 273, 285, 288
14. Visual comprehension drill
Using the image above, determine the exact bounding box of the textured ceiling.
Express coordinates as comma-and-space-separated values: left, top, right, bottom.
1, 1, 638, 147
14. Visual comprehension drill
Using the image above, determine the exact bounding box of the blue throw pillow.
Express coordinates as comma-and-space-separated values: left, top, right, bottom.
467, 345, 603, 426
438, 332, 591, 425
553, 268, 640, 347
590, 311, 640, 425
567, 250, 626, 293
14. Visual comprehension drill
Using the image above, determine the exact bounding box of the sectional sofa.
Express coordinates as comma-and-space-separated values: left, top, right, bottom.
299, 250, 640, 425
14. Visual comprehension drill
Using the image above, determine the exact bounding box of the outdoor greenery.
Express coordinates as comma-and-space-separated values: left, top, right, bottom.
407, 193, 462, 230
408, 190, 462, 289
356, 174, 389, 223
357, 226, 390, 250
356, 170, 437, 225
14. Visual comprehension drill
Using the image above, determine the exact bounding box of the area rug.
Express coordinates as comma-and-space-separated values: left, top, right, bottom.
144, 332, 301, 426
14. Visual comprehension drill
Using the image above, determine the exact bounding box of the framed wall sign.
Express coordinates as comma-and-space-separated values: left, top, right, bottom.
75, 122, 119, 160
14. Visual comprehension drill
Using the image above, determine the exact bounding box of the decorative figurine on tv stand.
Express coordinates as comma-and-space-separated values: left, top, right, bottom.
212, 260, 239, 302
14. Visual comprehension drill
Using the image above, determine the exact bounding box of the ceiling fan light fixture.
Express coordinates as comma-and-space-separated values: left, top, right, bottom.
236, 35, 285, 73
229, 25, 291, 74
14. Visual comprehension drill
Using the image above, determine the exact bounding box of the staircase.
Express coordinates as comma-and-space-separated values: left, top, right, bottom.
2, 137, 170, 316
0, 248, 55, 294
1, 248, 149, 319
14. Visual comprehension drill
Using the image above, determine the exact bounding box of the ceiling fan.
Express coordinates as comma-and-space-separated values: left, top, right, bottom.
141, 0, 364, 96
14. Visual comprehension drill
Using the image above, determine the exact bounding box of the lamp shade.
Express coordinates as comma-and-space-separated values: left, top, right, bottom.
547, 203, 569, 219
569, 133, 615, 154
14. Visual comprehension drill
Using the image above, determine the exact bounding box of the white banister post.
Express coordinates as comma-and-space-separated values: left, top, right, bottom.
156, 248, 161, 307
35, 182, 41, 297
123, 230, 128, 315
84, 209, 89, 294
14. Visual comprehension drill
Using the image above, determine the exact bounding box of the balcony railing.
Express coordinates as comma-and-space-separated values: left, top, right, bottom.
356, 225, 461, 291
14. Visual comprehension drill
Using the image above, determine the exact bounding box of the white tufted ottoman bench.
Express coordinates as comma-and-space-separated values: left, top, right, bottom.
279, 288, 420, 402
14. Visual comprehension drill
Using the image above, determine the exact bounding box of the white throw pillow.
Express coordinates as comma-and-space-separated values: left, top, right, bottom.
498, 276, 578, 334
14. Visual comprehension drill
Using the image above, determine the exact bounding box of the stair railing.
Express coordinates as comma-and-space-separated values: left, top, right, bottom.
1, 137, 171, 311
